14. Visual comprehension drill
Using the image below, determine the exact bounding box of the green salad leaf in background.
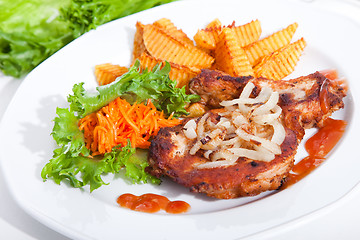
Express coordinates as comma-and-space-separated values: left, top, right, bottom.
0, 0, 176, 78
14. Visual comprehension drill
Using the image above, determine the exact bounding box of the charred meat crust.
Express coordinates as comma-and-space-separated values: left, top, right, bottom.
147, 70, 347, 199
190, 69, 346, 131
147, 119, 299, 199
189, 69, 252, 108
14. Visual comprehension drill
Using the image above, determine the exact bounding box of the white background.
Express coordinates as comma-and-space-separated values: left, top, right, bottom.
0, 0, 359, 239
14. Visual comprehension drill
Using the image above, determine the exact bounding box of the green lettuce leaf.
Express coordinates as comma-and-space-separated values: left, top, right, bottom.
68, 60, 200, 118
41, 141, 159, 192
42, 60, 198, 191
0, 0, 176, 78
43, 106, 160, 191
0, 0, 73, 77
61, 0, 177, 38
51, 107, 89, 157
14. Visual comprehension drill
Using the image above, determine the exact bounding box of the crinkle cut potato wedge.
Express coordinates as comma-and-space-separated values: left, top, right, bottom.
244, 22, 298, 66
137, 52, 200, 88
206, 18, 222, 29
142, 23, 214, 68
231, 19, 262, 47
153, 18, 194, 45
95, 63, 129, 85
193, 19, 262, 51
133, 22, 148, 61
193, 25, 222, 51
131, 19, 302, 81
193, 18, 223, 53
214, 27, 254, 77
254, 37, 307, 80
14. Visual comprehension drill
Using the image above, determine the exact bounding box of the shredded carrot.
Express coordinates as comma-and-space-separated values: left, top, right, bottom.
78, 98, 181, 155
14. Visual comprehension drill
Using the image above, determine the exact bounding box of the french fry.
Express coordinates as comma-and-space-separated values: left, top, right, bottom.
137, 52, 201, 88
214, 27, 254, 77
142, 23, 214, 68
206, 18, 222, 29
132, 22, 147, 61
153, 18, 194, 45
132, 18, 306, 91
232, 19, 262, 47
94, 63, 129, 85
194, 19, 261, 51
244, 22, 298, 66
193, 26, 222, 50
193, 18, 222, 52
193, 18, 223, 50
254, 37, 306, 80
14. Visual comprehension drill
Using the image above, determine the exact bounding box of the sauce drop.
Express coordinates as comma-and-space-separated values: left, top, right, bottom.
117, 193, 190, 214
283, 118, 347, 188
305, 118, 347, 158
165, 201, 191, 214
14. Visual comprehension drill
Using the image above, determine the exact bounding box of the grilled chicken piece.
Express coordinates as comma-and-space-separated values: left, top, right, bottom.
148, 116, 298, 199
147, 70, 347, 199
190, 69, 347, 133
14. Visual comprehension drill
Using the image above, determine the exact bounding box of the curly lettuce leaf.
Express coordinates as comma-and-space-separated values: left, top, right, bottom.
42, 60, 199, 191
61, 0, 177, 38
51, 107, 89, 156
43, 96, 163, 191
68, 60, 200, 118
42, 141, 159, 192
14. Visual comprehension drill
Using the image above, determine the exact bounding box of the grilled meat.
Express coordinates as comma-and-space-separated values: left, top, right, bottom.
148, 116, 298, 199
147, 70, 347, 199
190, 69, 347, 134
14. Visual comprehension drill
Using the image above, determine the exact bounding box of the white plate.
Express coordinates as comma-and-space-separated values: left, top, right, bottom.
1, 0, 359, 239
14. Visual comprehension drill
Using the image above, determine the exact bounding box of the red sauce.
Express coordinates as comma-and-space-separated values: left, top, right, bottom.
305, 118, 347, 157
165, 201, 191, 214
319, 69, 339, 81
284, 118, 347, 188
117, 193, 190, 214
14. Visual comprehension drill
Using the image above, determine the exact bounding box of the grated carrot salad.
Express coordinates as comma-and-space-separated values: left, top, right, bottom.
78, 98, 181, 155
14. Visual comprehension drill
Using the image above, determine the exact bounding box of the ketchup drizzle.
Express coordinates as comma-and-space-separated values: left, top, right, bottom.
117, 193, 190, 214
283, 118, 347, 188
